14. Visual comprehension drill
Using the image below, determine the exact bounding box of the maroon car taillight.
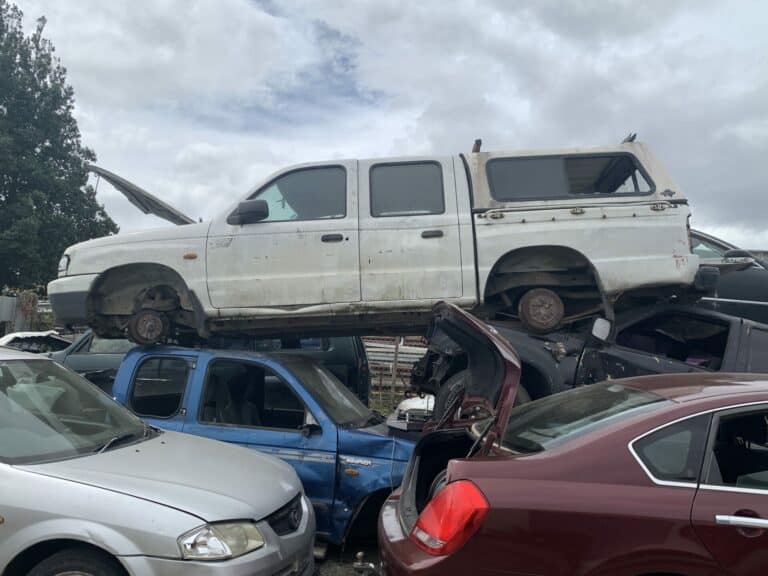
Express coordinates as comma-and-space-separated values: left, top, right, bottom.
409, 480, 489, 556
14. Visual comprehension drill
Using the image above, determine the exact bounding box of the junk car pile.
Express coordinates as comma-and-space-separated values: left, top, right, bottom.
3, 139, 767, 575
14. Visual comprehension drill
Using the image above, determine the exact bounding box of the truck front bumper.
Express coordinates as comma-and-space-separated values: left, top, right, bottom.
47, 274, 98, 325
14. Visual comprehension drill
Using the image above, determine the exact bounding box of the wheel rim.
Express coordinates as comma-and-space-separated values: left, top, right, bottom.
136, 311, 165, 342
527, 293, 558, 326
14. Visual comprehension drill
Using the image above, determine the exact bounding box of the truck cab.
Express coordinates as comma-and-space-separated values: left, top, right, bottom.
111, 347, 414, 546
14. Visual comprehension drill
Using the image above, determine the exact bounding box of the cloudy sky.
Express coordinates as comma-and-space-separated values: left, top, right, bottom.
16, 0, 768, 246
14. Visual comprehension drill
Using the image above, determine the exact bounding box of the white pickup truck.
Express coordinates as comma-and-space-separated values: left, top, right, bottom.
48, 141, 701, 344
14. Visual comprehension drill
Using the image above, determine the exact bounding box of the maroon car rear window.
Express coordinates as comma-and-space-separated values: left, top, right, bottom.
501, 383, 669, 453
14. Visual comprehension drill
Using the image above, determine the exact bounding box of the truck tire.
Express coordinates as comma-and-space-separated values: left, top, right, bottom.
28, 548, 122, 576
127, 309, 169, 346
518, 288, 564, 333
432, 370, 531, 423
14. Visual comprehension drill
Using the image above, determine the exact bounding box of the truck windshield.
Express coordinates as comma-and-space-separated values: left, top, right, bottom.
283, 358, 373, 427
501, 382, 668, 454
0, 359, 146, 464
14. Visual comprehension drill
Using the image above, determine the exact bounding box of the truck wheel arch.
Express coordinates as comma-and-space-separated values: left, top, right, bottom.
342, 488, 391, 547
87, 264, 198, 334
482, 245, 608, 324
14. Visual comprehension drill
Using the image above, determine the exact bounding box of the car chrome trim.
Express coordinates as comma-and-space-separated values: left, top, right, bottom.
715, 514, 768, 528
628, 400, 768, 487
701, 484, 768, 496
700, 297, 768, 307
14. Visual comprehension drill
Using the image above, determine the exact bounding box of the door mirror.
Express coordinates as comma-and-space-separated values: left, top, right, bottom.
591, 318, 612, 342
724, 249, 752, 259
299, 423, 322, 437
227, 199, 269, 225
300, 412, 321, 437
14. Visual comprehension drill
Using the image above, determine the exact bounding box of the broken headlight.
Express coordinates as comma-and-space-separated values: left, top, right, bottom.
178, 522, 265, 561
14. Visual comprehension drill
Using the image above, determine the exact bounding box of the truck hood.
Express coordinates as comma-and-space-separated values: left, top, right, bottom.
88, 165, 196, 226
338, 423, 415, 463
426, 302, 521, 442
18, 431, 300, 522
67, 221, 210, 252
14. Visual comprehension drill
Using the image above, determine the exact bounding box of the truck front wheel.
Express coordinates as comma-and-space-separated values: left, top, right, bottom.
518, 288, 564, 333
127, 309, 169, 345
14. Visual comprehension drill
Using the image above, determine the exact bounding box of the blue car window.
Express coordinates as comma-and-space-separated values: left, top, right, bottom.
200, 360, 306, 431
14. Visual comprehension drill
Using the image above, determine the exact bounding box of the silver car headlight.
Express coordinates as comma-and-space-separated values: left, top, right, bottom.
57, 254, 70, 276
178, 522, 265, 561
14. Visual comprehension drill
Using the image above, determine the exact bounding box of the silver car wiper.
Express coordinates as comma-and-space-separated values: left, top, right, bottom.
95, 432, 138, 454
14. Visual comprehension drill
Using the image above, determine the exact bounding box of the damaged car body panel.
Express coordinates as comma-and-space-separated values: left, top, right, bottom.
49, 141, 701, 344
110, 347, 415, 546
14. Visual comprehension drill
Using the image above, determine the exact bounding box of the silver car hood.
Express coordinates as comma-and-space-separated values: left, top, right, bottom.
18, 431, 299, 522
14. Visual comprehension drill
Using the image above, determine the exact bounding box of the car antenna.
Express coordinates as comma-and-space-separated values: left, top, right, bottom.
621, 132, 637, 143
472, 138, 482, 153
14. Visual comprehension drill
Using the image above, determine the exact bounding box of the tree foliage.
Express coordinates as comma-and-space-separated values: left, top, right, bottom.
0, 0, 117, 289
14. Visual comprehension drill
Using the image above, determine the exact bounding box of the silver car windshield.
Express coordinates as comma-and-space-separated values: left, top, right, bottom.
0, 359, 146, 464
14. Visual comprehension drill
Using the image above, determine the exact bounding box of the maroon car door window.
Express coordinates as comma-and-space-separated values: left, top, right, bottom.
692, 406, 768, 576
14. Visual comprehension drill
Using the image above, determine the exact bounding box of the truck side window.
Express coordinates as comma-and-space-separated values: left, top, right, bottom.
747, 329, 768, 372
130, 357, 189, 418
249, 166, 346, 222
201, 361, 306, 431
616, 313, 729, 370
370, 161, 444, 217
487, 154, 652, 201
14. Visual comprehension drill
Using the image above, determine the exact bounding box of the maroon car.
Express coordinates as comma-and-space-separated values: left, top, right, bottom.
363, 302, 768, 576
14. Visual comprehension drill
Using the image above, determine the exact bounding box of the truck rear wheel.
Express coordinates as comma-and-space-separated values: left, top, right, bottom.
518, 288, 564, 333
127, 309, 169, 346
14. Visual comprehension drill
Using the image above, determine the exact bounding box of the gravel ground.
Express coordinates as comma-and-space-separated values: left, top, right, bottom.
317, 543, 379, 576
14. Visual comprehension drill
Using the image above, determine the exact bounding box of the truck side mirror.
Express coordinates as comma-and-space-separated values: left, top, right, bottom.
723, 248, 755, 262
226, 199, 269, 225
591, 318, 612, 342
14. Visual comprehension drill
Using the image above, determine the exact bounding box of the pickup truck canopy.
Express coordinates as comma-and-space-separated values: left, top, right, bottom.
467, 141, 685, 210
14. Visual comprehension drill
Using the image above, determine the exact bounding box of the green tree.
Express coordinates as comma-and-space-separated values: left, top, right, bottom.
0, 0, 117, 289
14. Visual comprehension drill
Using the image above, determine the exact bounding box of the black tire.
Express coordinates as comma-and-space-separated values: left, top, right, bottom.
433, 369, 531, 420
432, 370, 468, 422
28, 548, 122, 576
514, 384, 531, 406
518, 288, 564, 333
127, 309, 169, 346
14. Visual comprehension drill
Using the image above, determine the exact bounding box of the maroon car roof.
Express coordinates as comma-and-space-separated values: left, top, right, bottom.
622, 372, 768, 403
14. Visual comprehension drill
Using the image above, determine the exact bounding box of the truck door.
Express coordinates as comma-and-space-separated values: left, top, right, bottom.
206, 161, 360, 309
118, 354, 195, 431
358, 157, 463, 302
576, 310, 737, 384
181, 358, 338, 538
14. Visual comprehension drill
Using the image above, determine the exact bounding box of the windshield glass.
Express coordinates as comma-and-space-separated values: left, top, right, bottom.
0, 359, 146, 464
283, 357, 373, 427
501, 382, 669, 454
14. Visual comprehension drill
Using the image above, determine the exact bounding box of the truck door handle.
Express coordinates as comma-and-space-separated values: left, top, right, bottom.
421, 230, 443, 239
321, 234, 344, 243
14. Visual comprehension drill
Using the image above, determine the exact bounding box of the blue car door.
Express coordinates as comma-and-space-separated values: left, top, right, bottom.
181, 356, 339, 538
115, 353, 196, 431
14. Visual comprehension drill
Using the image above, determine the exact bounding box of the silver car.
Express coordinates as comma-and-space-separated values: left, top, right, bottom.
0, 347, 315, 576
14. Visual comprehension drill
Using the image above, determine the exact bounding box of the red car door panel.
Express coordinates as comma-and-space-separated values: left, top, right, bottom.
692, 486, 768, 576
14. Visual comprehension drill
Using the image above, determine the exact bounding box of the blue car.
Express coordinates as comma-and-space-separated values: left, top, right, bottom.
111, 347, 414, 546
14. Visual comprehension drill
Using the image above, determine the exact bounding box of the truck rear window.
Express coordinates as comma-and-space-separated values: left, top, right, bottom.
486, 153, 652, 202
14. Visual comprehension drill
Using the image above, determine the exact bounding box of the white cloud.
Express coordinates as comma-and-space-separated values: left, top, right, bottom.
14, 0, 768, 248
